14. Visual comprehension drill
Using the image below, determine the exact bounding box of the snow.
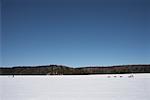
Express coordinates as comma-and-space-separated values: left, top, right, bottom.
0, 74, 150, 100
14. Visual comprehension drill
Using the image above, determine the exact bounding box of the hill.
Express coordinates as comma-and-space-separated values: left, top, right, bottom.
0, 64, 150, 75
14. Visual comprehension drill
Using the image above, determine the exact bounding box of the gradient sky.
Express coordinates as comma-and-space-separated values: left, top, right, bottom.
1, 0, 150, 67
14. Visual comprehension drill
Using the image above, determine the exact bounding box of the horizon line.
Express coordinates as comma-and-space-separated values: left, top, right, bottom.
1, 63, 150, 68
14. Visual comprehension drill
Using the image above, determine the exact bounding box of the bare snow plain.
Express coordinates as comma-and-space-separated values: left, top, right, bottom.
0, 74, 150, 100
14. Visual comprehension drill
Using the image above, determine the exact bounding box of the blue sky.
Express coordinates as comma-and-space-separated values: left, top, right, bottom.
1, 0, 150, 67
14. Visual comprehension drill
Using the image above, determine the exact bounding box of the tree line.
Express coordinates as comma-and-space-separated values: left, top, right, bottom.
0, 64, 150, 75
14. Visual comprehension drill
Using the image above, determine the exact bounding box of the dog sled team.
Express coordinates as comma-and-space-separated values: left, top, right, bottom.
107, 74, 134, 78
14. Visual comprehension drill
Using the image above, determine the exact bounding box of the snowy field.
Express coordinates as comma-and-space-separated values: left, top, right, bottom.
0, 74, 150, 100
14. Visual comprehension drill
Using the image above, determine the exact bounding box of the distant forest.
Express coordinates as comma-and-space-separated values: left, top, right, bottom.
0, 64, 150, 75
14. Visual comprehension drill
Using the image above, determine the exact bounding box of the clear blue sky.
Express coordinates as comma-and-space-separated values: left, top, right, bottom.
1, 0, 150, 67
